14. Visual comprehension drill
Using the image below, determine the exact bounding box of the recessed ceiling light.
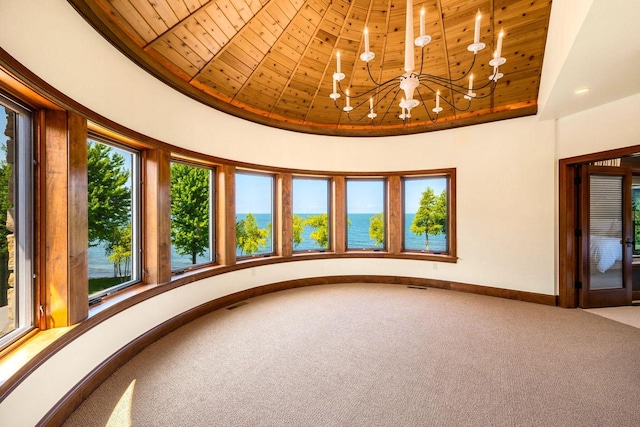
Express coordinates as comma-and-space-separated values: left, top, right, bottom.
575, 87, 590, 94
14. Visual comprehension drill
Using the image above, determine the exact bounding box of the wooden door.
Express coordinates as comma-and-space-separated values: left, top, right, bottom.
579, 166, 633, 308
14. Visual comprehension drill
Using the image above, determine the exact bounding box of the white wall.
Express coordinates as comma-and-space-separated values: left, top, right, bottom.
0, 1, 559, 424
556, 93, 640, 160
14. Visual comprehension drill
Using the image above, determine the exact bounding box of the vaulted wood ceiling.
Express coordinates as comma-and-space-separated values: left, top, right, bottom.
69, 0, 551, 136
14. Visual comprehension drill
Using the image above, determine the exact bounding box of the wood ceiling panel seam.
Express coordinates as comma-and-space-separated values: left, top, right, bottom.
167, 0, 192, 19
148, 0, 181, 28
182, 16, 223, 55
140, 0, 215, 49
204, 3, 240, 39
149, 33, 206, 77
238, 0, 332, 113
232, 0, 258, 22
170, 24, 215, 61
263, 2, 290, 31
216, 0, 248, 30
220, 45, 260, 77
302, 0, 358, 124
199, 0, 312, 105
124, 0, 171, 35
189, 1, 279, 85
246, 0, 264, 14
181, 0, 204, 13
98, 0, 158, 45
146, 40, 200, 79
192, 9, 231, 49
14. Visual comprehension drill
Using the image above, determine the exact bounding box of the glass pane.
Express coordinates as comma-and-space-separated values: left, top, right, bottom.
293, 178, 329, 251
88, 140, 135, 296
236, 172, 274, 257
0, 107, 16, 336
170, 163, 212, 270
632, 176, 640, 256
346, 180, 385, 250
589, 175, 623, 290
404, 177, 448, 253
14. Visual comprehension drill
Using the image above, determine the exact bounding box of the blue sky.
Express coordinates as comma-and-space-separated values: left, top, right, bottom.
404, 177, 447, 213
0, 108, 9, 156
293, 178, 328, 213
236, 172, 273, 214
347, 180, 384, 213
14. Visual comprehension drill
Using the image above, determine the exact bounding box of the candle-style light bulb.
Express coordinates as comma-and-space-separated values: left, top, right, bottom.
474, 10, 481, 45
346, 89, 350, 107
496, 29, 504, 58
435, 91, 440, 109
468, 73, 474, 91
332, 77, 337, 94
364, 27, 370, 52
420, 7, 426, 37
336, 51, 341, 73
369, 97, 374, 112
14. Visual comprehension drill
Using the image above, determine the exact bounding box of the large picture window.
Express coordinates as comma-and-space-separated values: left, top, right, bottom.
87, 138, 140, 298
0, 95, 33, 347
170, 162, 214, 271
292, 177, 330, 252
403, 175, 449, 253
235, 171, 274, 257
346, 179, 386, 250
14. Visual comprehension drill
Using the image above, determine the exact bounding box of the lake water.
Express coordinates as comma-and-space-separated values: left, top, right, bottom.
88, 213, 447, 277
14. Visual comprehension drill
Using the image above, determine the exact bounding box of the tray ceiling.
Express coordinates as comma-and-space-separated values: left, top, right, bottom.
69, 0, 552, 136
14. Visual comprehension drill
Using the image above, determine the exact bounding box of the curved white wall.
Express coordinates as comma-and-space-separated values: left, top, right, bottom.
0, 1, 563, 425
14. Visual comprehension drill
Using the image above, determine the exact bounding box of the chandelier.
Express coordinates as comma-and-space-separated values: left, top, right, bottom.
329, 0, 506, 124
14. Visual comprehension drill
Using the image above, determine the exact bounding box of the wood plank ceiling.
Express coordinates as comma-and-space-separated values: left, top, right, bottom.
69, 0, 552, 136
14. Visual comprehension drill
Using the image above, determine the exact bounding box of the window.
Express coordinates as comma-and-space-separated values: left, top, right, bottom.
235, 171, 274, 257
87, 138, 140, 299
403, 175, 449, 253
292, 177, 330, 252
346, 179, 386, 250
633, 176, 640, 256
0, 95, 33, 347
170, 161, 214, 271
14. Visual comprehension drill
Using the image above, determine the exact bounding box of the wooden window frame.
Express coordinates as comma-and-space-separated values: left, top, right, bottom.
168, 159, 216, 274
401, 173, 454, 256
234, 169, 277, 260
345, 177, 388, 252
291, 176, 332, 254
86, 135, 142, 302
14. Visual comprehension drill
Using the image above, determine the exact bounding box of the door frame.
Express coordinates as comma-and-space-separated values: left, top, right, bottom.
559, 146, 640, 308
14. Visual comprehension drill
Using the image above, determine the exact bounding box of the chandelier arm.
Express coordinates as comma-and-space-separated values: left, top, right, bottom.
467, 82, 499, 99
473, 77, 500, 91
377, 86, 404, 123
364, 60, 401, 88
344, 79, 399, 100
418, 45, 426, 76
415, 86, 438, 124
418, 75, 469, 92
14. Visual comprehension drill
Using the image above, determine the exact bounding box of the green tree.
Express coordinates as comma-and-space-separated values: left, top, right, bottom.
87, 141, 131, 270
369, 212, 385, 247
305, 213, 329, 248
170, 163, 210, 264
107, 224, 131, 279
0, 153, 11, 307
410, 188, 447, 251
236, 213, 269, 255
293, 214, 306, 248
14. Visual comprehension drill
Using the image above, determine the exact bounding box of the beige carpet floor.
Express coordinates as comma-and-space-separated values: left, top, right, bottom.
63, 283, 640, 426
584, 305, 640, 329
